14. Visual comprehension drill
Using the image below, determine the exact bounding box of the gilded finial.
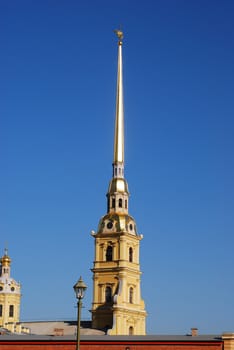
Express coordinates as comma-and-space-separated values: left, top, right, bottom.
114, 29, 123, 44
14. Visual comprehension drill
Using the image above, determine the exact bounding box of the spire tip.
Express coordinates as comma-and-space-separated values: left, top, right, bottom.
4, 245, 8, 256
114, 29, 123, 44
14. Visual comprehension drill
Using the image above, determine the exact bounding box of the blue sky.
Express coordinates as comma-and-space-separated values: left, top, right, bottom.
0, 0, 234, 334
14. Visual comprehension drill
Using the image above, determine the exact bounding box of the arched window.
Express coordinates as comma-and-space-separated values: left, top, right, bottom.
106, 246, 113, 261
125, 200, 128, 209
112, 198, 115, 209
129, 247, 133, 262
105, 286, 112, 303
119, 198, 122, 208
129, 287, 134, 304
0, 304, 2, 317
129, 326, 134, 335
9, 305, 14, 317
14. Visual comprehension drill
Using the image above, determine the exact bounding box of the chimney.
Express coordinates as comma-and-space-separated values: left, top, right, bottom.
191, 328, 198, 336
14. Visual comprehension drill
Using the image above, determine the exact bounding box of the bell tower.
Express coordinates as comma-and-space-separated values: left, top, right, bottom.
91, 31, 147, 335
0, 249, 21, 330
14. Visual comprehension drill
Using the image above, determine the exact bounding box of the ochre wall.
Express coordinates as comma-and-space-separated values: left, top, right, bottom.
222, 334, 234, 350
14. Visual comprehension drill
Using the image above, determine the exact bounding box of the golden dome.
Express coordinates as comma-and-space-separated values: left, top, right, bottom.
97, 213, 137, 235
108, 178, 129, 194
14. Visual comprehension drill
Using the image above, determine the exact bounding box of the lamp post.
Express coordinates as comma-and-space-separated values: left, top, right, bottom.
73, 276, 87, 350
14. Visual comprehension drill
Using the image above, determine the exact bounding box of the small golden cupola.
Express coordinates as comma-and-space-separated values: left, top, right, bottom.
0, 248, 21, 331
91, 30, 147, 335
0, 249, 11, 270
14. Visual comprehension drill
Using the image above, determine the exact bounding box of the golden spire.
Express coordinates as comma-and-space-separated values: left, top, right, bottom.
106, 30, 129, 214
113, 29, 124, 178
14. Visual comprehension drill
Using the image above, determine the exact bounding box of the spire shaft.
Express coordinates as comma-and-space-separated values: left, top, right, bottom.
107, 31, 129, 215
113, 33, 124, 178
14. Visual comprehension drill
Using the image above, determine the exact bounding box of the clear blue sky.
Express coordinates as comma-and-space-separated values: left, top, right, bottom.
1, 0, 234, 335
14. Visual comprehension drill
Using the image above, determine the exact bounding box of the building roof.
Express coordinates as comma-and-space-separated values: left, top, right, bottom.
20, 320, 104, 336
0, 333, 222, 342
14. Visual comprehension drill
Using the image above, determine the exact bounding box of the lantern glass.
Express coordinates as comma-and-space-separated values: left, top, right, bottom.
73, 276, 87, 300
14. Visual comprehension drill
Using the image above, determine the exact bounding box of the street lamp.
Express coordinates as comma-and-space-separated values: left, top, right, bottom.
73, 276, 87, 350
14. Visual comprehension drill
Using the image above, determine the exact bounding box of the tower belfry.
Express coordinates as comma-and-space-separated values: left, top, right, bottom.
91, 31, 147, 335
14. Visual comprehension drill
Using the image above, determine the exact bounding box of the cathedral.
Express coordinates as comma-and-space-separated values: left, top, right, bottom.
0, 31, 146, 337
90, 30, 147, 335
